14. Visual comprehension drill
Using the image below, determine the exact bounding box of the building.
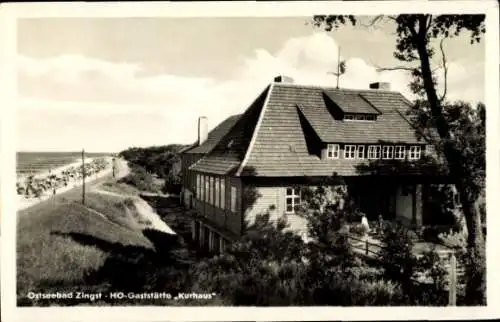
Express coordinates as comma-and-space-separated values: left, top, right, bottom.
181, 75, 448, 253
180, 114, 241, 209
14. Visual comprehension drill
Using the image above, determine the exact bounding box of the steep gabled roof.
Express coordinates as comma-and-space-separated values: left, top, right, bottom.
189, 85, 271, 174
190, 82, 430, 177
183, 114, 241, 154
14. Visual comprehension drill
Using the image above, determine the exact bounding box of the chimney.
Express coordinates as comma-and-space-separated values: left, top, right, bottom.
198, 116, 208, 146
369, 82, 391, 90
274, 75, 294, 83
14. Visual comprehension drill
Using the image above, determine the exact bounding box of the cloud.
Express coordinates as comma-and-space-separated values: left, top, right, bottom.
17, 32, 484, 152
234, 32, 414, 97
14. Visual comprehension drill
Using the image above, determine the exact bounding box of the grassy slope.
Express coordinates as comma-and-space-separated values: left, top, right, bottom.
17, 179, 153, 305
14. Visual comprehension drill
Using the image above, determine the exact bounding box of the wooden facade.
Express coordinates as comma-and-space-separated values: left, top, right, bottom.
181, 79, 451, 254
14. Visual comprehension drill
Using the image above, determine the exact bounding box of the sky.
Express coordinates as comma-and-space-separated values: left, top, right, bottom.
16, 16, 485, 152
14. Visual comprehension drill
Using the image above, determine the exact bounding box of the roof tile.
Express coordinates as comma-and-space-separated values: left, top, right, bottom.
189, 82, 433, 177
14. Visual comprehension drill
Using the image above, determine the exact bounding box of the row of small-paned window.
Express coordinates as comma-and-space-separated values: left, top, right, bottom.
344, 114, 377, 121
327, 144, 425, 160
196, 174, 237, 212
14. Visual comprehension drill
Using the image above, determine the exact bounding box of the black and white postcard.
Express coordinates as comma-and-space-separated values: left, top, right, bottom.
1, 1, 499, 321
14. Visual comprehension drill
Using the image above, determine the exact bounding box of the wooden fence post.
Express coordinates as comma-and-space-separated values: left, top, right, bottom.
365, 239, 369, 256
448, 252, 457, 306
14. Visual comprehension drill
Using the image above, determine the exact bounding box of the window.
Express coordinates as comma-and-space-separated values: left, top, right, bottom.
196, 174, 201, 198
215, 177, 220, 208
220, 179, 225, 209
368, 145, 381, 159
210, 177, 215, 204
357, 145, 365, 159
344, 145, 356, 159
409, 146, 421, 160
204, 176, 209, 202
285, 187, 301, 214
200, 176, 205, 201
394, 146, 405, 160
382, 146, 394, 159
230, 186, 237, 212
344, 114, 377, 121
327, 144, 340, 159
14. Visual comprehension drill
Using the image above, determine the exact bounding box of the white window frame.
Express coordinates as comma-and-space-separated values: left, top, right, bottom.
327, 144, 340, 159
200, 175, 205, 201
344, 114, 376, 121
368, 145, 381, 159
220, 179, 225, 209
210, 176, 215, 205
382, 145, 394, 160
285, 187, 301, 214
344, 145, 357, 159
214, 177, 220, 208
409, 145, 422, 160
204, 175, 209, 202
196, 174, 201, 198
394, 145, 406, 160
357, 145, 365, 159
230, 186, 237, 213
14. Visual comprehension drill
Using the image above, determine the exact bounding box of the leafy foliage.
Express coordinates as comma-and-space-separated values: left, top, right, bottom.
119, 165, 158, 192
119, 145, 186, 194
119, 144, 185, 179
313, 13, 486, 305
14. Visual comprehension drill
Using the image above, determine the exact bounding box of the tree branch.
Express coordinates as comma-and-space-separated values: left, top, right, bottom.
360, 15, 384, 28
377, 66, 418, 73
426, 14, 433, 31
369, 58, 420, 73
438, 38, 448, 103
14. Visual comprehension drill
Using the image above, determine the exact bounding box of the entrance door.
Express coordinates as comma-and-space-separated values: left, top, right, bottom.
350, 180, 396, 221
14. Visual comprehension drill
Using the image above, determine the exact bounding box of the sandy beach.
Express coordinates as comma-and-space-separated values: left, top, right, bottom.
16, 157, 96, 183
17, 157, 113, 211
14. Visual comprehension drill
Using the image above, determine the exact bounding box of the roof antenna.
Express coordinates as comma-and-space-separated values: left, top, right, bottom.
327, 45, 345, 89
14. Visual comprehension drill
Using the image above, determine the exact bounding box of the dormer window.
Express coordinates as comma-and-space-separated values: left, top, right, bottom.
343, 113, 377, 121
323, 90, 381, 121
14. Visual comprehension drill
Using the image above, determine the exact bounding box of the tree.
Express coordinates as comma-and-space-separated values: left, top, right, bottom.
313, 14, 486, 304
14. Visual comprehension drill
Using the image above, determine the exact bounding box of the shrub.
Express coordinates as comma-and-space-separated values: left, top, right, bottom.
119, 166, 158, 192
379, 223, 417, 291
162, 173, 182, 194
438, 230, 467, 250
308, 267, 405, 306
349, 223, 369, 236
421, 225, 451, 243
413, 249, 448, 305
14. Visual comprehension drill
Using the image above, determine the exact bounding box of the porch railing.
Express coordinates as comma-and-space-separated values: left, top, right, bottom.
346, 233, 465, 306
347, 234, 383, 258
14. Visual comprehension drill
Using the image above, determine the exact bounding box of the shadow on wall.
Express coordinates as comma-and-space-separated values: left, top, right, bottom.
354, 140, 448, 178
239, 166, 263, 233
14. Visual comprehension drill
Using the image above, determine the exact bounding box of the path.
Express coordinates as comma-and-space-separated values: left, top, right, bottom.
17, 157, 114, 211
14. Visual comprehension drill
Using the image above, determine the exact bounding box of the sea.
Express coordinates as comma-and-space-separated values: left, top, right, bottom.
16, 151, 111, 177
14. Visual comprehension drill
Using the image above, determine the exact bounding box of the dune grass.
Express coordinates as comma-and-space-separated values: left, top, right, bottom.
17, 193, 153, 306
98, 180, 141, 196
